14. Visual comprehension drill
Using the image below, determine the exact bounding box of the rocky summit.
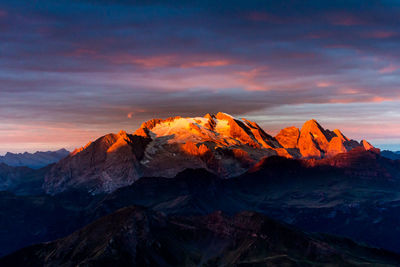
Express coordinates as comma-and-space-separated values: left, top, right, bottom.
43, 112, 378, 194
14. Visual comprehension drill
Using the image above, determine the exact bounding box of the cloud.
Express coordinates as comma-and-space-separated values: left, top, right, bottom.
379, 64, 398, 74
327, 13, 367, 26
363, 31, 398, 39
1, 0, 400, 151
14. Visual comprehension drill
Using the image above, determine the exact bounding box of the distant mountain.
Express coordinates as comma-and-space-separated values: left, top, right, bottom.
0, 164, 48, 195
381, 150, 400, 160
0, 149, 69, 169
43, 112, 376, 194
2, 206, 399, 266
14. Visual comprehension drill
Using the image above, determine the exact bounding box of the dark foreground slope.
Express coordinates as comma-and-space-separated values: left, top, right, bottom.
0, 190, 100, 257
2, 206, 400, 267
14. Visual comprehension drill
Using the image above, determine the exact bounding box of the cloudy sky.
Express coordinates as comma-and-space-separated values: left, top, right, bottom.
1, 0, 400, 154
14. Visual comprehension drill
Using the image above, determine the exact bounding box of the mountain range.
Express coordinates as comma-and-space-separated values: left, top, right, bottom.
2, 112, 400, 266
43, 112, 377, 194
381, 150, 400, 160
0, 149, 69, 169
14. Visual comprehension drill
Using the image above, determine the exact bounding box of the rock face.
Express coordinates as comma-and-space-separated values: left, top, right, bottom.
44, 131, 150, 194
0, 149, 69, 169
275, 126, 300, 148
279, 119, 362, 159
44, 113, 377, 194
2, 206, 400, 267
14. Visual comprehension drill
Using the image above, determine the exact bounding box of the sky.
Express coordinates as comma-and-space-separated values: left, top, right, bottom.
1, 0, 400, 154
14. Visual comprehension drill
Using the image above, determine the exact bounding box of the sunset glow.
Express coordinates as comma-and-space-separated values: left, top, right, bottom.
1, 0, 400, 153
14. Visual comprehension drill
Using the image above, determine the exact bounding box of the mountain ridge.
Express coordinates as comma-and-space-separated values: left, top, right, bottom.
43, 112, 378, 194
0, 149, 69, 169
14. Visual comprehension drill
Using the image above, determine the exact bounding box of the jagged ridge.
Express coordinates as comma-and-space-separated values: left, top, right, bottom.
43, 112, 379, 194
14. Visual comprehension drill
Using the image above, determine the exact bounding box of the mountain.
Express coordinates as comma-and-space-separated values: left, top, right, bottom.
43, 112, 375, 194
0, 113, 397, 264
0, 164, 49, 195
381, 150, 400, 160
43, 131, 150, 194
0, 149, 69, 169
2, 206, 400, 267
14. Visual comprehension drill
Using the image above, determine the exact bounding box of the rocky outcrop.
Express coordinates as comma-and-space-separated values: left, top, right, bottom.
275, 126, 300, 148
44, 131, 151, 194
276, 119, 365, 159
362, 139, 381, 154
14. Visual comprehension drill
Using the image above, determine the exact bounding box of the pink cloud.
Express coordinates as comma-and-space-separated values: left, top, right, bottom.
339, 88, 360, 94
328, 13, 366, 26
0, 122, 105, 153
0, 10, 7, 17
328, 95, 395, 104
316, 82, 332, 88
379, 64, 398, 74
103, 54, 233, 69
363, 31, 398, 39
109, 54, 175, 68
181, 59, 231, 68
370, 96, 394, 102
235, 67, 270, 91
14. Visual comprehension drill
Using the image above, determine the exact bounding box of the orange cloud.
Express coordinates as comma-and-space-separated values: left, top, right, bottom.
127, 109, 146, 119
106, 54, 233, 69
110, 54, 175, 68
316, 82, 332, 88
371, 96, 393, 102
181, 59, 231, 68
0, 122, 104, 153
339, 88, 360, 94
328, 95, 395, 104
